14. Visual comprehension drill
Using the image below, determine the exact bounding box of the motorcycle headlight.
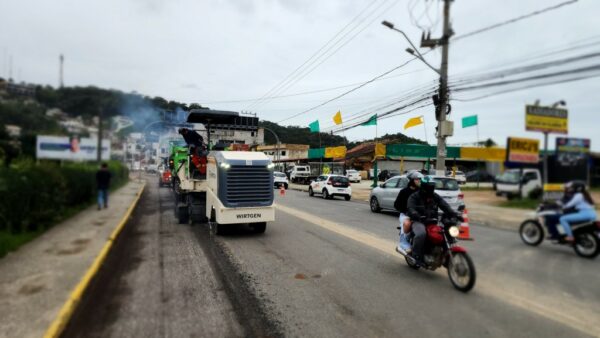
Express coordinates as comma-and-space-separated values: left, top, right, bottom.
448, 226, 460, 238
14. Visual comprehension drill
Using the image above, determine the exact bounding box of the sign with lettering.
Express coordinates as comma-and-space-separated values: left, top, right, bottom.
525, 105, 568, 134
507, 137, 540, 163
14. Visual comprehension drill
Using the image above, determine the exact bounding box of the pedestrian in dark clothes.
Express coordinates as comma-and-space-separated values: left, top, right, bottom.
96, 163, 112, 210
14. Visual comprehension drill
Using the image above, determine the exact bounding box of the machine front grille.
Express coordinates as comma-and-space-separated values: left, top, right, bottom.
224, 166, 273, 206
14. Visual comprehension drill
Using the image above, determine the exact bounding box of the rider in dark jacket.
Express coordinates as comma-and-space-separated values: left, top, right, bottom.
407, 177, 459, 265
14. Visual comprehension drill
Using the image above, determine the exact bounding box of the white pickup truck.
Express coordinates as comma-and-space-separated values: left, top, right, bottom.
290, 165, 312, 184
495, 168, 542, 199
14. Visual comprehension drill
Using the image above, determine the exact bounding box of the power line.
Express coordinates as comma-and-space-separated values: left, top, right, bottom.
276, 56, 422, 123
329, 95, 433, 134
201, 69, 425, 105
449, 51, 600, 86
242, 0, 381, 111
453, 0, 579, 42
320, 84, 437, 131
450, 34, 600, 79
451, 63, 600, 92
252, 0, 399, 112
451, 73, 600, 102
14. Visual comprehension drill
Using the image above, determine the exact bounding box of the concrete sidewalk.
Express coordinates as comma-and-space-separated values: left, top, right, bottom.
0, 180, 144, 338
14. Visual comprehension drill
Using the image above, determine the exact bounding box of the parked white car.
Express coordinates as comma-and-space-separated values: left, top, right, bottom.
369, 175, 465, 213
273, 171, 289, 189
308, 175, 352, 201
346, 169, 361, 183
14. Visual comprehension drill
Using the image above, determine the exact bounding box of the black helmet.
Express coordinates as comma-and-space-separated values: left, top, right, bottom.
565, 180, 586, 193
420, 175, 436, 197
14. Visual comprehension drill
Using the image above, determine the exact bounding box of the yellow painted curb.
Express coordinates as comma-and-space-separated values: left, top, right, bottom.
43, 183, 146, 338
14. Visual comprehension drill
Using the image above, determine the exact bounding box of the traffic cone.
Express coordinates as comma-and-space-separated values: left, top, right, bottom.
458, 208, 473, 240
280, 184, 286, 196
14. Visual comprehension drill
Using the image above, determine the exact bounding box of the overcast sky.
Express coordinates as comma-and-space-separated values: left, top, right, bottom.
1, 0, 599, 150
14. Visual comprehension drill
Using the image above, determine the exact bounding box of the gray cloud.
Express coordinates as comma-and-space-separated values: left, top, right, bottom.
0, 0, 598, 149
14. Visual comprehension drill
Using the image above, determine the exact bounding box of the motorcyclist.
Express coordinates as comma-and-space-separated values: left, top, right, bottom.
558, 181, 596, 243
393, 171, 423, 254
543, 185, 575, 240
407, 176, 461, 266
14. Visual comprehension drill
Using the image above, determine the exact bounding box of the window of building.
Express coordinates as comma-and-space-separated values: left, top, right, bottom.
281, 151, 287, 156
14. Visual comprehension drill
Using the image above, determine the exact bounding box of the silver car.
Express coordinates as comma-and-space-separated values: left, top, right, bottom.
369, 175, 465, 213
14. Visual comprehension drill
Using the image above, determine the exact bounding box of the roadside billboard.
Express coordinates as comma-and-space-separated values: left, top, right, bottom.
506, 137, 540, 164
551, 137, 590, 183
525, 105, 568, 134
36, 135, 110, 161
556, 137, 590, 166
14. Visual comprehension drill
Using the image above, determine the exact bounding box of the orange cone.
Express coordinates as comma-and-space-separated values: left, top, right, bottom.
280, 184, 285, 196
458, 208, 473, 240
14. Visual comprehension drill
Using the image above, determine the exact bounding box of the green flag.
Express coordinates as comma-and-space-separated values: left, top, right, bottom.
309, 120, 320, 133
361, 114, 377, 126
462, 115, 478, 128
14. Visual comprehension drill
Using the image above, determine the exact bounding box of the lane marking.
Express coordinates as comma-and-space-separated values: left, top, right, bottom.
44, 183, 146, 338
276, 204, 600, 337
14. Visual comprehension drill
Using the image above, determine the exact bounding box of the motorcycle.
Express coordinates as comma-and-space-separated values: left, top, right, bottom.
397, 214, 476, 292
519, 202, 600, 258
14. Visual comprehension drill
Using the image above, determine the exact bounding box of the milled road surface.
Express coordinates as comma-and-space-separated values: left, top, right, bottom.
64, 177, 600, 337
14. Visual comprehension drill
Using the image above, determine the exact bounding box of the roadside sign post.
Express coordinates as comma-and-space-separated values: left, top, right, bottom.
543, 131, 549, 187
525, 104, 568, 185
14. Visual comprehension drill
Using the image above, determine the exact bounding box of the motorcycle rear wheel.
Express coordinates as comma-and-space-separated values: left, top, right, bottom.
519, 220, 544, 246
447, 252, 476, 292
573, 232, 600, 259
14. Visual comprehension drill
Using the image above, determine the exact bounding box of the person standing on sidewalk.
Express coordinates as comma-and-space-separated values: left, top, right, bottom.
96, 163, 112, 210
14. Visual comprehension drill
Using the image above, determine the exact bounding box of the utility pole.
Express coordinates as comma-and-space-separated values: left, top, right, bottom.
417, 0, 453, 175
434, 0, 453, 175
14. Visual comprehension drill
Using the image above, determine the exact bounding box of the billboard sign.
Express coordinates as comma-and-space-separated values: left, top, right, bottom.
36, 135, 110, 161
525, 105, 568, 134
556, 137, 590, 164
506, 137, 540, 164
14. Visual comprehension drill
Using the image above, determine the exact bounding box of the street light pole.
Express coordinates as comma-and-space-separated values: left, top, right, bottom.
381, 0, 453, 175
262, 127, 281, 165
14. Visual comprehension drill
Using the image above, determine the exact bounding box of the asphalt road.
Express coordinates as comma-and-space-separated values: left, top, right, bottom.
64, 178, 600, 338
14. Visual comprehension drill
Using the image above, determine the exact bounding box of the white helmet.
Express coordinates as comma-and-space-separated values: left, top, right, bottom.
407, 171, 424, 181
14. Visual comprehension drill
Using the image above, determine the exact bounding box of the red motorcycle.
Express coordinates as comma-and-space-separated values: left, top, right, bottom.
398, 214, 476, 292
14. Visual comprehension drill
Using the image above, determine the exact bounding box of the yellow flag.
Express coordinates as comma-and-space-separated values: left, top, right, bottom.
404, 116, 423, 130
333, 111, 343, 125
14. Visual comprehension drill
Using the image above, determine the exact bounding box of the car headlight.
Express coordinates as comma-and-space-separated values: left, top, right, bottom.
267, 163, 275, 170
220, 162, 231, 169
448, 226, 460, 238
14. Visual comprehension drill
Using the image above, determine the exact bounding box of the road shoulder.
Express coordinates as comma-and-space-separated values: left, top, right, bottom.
0, 180, 144, 338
